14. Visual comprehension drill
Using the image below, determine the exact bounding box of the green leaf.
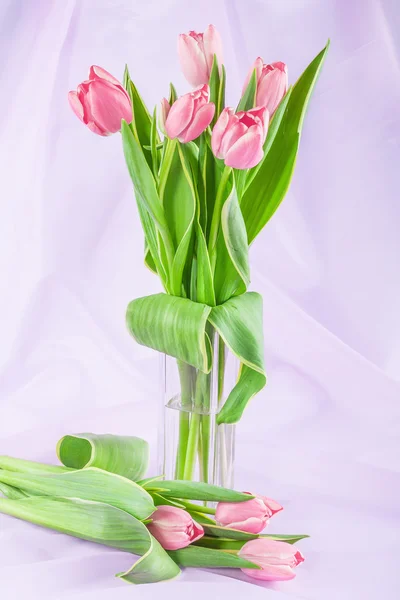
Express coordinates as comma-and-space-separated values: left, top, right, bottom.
0, 467, 154, 520
150, 106, 159, 176
0, 483, 28, 500
202, 523, 258, 540
195, 533, 309, 551
168, 544, 260, 570
0, 496, 180, 584
195, 222, 216, 306
0, 456, 70, 474
121, 120, 173, 287
126, 292, 266, 424
168, 82, 178, 105
213, 185, 250, 304
56, 433, 149, 481
236, 68, 257, 112
143, 480, 253, 502
217, 64, 226, 117
241, 41, 330, 245
126, 293, 213, 372
209, 55, 220, 126
123, 65, 154, 170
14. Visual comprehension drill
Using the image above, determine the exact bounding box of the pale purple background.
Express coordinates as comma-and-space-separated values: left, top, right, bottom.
1, 0, 400, 598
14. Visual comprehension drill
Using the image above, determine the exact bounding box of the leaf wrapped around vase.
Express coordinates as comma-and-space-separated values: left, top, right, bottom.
68, 25, 329, 487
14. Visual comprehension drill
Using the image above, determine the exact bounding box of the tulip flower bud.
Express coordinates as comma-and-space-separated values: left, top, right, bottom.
68, 66, 132, 136
178, 24, 224, 87
239, 539, 304, 581
243, 59, 288, 116
165, 84, 215, 143
216, 493, 282, 534
158, 98, 171, 135
147, 505, 204, 551
211, 106, 269, 170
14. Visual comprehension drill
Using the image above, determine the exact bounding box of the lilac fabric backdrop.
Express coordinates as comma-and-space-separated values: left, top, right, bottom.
1, 0, 399, 598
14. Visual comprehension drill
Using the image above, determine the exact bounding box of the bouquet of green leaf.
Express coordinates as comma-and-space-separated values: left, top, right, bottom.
67, 26, 329, 484
0, 434, 307, 584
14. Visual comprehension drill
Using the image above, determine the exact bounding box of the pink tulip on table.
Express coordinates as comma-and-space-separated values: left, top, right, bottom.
211, 106, 269, 169
68, 66, 132, 136
147, 505, 204, 551
243, 59, 288, 116
165, 84, 215, 143
216, 493, 282, 534
178, 24, 224, 87
239, 539, 305, 581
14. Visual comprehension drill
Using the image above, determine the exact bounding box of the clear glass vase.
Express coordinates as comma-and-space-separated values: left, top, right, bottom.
158, 334, 237, 488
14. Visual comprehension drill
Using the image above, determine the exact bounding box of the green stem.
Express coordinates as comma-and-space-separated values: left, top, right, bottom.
208, 165, 232, 271
217, 337, 229, 487
175, 500, 216, 515
175, 361, 194, 480
183, 371, 208, 480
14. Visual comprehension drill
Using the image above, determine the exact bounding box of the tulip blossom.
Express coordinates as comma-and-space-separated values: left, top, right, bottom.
165, 84, 215, 143
158, 98, 171, 135
68, 66, 132, 136
178, 24, 223, 87
147, 505, 204, 551
211, 106, 269, 169
216, 493, 282, 534
243, 59, 288, 116
239, 539, 305, 581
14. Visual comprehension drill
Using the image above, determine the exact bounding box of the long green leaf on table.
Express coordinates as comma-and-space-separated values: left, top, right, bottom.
0, 467, 154, 520
195, 533, 309, 550
168, 544, 260, 570
126, 292, 266, 424
241, 41, 329, 245
0, 496, 179, 584
56, 433, 149, 481
0, 483, 28, 500
143, 480, 253, 502
0, 456, 70, 474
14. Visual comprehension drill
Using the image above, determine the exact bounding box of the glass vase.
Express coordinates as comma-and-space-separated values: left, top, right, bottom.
158, 334, 237, 488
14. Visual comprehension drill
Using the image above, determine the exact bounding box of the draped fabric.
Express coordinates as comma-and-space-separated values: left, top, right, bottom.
1, 1, 399, 598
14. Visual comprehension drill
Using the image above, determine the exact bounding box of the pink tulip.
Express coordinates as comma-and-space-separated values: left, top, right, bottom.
158, 98, 171, 135
211, 106, 269, 169
243, 59, 288, 116
147, 505, 204, 551
178, 24, 224, 87
216, 493, 282, 534
165, 84, 215, 143
68, 66, 132, 136
239, 539, 305, 581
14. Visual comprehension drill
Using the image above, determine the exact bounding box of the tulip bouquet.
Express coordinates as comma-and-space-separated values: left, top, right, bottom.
0, 433, 308, 584
68, 26, 329, 486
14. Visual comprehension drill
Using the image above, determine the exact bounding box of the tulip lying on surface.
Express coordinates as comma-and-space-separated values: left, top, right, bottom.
211, 106, 269, 169
239, 539, 305, 581
68, 66, 132, 136
178, 24, 223, 87
147, 505, 204, 551
243, 59, 288, 116
216, 493, 283, 534
165, 84, 215, 143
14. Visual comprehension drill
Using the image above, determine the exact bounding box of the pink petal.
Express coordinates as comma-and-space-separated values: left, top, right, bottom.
191, 520, 205, 543
241, 564, 296, 582
225, 517, 267, 534
89, 65, 121, 86
203, 24, 224, 74
257, 67, 288, 115
224, 125, 264, 169
261, 496, 283, 515
86, 80, 132, 134
165, 94, 195, 139
86, 121, 109, 136
68, 91, 85, 123
211, 107, 233, 157
219, 119, 247, 157
242, 57, 263, 94
178, 34, 209, 87
179, 102, 215, 143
